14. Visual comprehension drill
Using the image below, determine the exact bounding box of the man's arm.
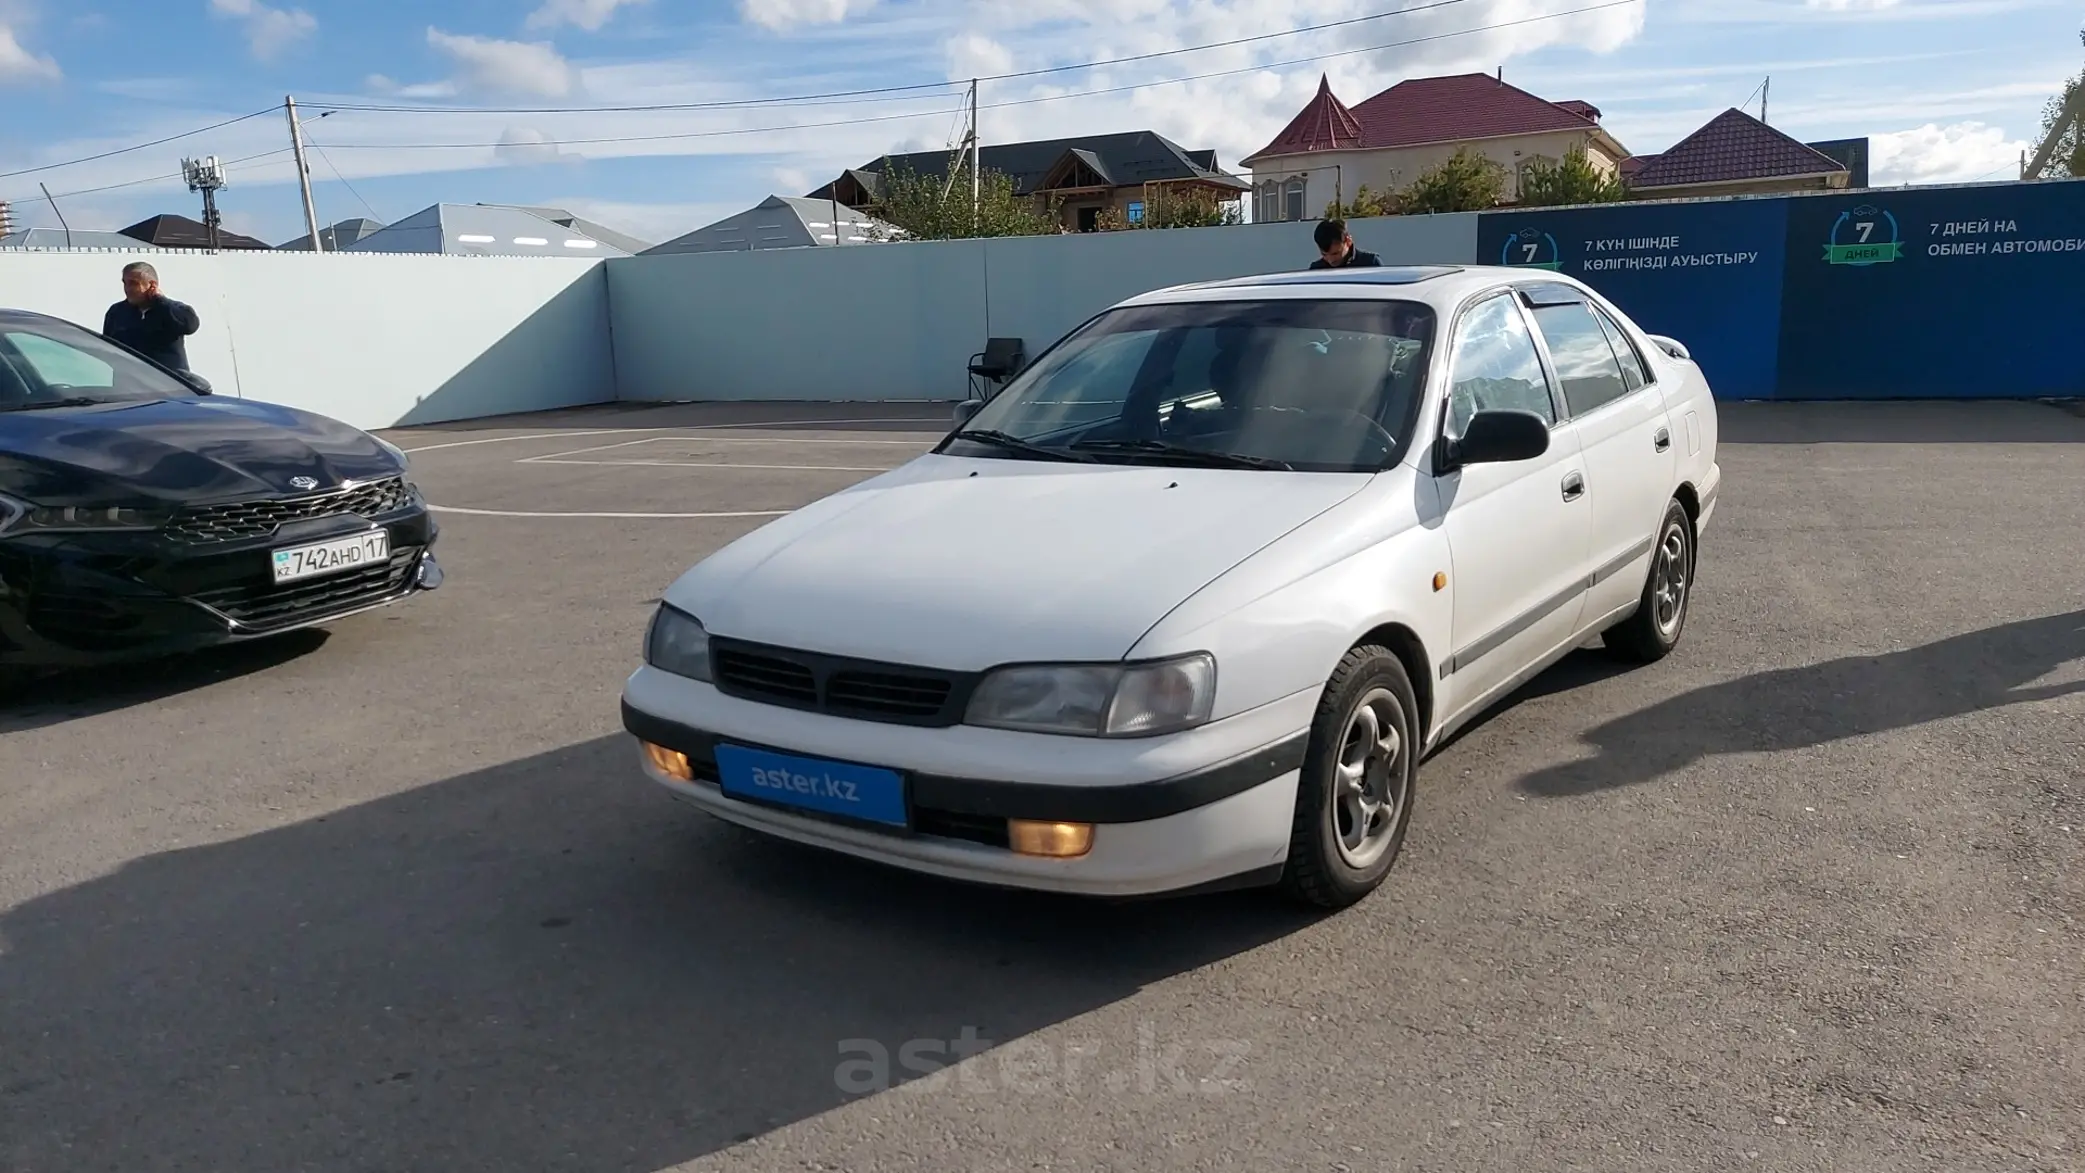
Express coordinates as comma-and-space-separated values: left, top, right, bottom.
159, 297, 201, 335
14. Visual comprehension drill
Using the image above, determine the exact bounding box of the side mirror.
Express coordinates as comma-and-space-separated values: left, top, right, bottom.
952, 399, 983, 427
177, 370, 213, 395
1645, 334, 1690, 362
1441, 409, 1550, 471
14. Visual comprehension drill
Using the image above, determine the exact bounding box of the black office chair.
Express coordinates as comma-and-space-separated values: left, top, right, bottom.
966, 337, 1025, 401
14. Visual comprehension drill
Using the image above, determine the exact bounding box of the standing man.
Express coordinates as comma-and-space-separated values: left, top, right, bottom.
103, 262, 201, 372
1310, 218, 1383, 270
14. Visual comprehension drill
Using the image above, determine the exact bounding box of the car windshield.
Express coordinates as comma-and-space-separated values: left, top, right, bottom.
945, 298, 1437, 473
0, 316, 197, 410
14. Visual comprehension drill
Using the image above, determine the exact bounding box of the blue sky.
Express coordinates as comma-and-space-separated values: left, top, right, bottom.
1, 0, 2078, 247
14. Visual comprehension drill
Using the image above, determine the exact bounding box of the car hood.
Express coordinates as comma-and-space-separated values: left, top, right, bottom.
0, 396, 400, 505
667, 454, 1374, 670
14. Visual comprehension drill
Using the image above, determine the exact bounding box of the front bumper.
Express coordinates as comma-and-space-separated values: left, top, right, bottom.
620, 667, 1313, 898
0, 500, 441, 669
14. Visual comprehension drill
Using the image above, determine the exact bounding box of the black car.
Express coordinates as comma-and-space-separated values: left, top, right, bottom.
0, 307, 442, 678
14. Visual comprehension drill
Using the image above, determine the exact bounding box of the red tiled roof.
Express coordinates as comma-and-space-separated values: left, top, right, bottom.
1556, 100, 1602, 122
1246, 72, 1604, 163
1629, 108, 1848, 188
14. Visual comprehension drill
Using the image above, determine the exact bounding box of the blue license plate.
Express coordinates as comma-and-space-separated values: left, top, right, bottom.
713, 744, 909, 828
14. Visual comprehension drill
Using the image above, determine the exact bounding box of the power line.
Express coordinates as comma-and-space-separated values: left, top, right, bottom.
2, 149, 295, 208
301, 0, 1498, 117
0, 107, 282, 182
311, 0, 1640, 154
303, 136, 385, 223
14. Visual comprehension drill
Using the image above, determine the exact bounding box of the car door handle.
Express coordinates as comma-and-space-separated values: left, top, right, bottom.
1561, 471, 1585, 502
1654, 427, 1671, 452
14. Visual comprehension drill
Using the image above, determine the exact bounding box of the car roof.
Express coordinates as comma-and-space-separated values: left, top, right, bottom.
1115, 264, 1584, 311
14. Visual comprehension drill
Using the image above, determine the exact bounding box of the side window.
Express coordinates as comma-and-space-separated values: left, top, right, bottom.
1589, 303, 1649, 391
1445, 294, 1554, 438
1529, 301, 1630, 417
5, 332, 116, 389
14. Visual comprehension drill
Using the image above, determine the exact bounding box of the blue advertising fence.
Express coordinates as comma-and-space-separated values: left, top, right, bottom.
1475, 178, 2085, 401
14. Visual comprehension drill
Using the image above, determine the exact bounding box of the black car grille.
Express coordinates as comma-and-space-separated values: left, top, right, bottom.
708, 638, 970, 727
191, 548, 420, 631
166, 477, 415, 544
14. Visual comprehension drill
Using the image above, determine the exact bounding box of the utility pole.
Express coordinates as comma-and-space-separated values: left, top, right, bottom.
970, 78, 980, 233
285, 94, 325, 252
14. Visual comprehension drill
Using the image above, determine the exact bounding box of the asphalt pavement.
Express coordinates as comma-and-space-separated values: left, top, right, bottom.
2, 399, 2079, 1173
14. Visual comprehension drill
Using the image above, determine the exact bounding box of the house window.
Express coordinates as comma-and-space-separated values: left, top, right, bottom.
1285, 178, 1306, 223
1127, 200, 1145, 225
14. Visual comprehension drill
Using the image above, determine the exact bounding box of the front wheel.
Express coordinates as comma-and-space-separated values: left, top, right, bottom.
1603, 497, 1695, 663
1277, 645, 1420, 910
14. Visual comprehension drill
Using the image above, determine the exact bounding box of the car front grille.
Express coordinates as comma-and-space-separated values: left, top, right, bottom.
191, 548, 420, 631
166, 477, 415, 544
708, 638, 971, 727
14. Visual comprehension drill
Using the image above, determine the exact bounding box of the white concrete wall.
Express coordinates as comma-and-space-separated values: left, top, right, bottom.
0, 249, 613, 430
607, 212, 1479, 403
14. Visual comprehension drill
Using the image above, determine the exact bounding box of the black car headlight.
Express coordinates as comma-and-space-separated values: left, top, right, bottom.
0, 493, 167, 536
964, 653, 1217, 737
644, 604, 712, 682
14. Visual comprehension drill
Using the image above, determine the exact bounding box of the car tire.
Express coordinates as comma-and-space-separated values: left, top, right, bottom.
1277, 645, 1420, 910
1603, 497, 1695, 664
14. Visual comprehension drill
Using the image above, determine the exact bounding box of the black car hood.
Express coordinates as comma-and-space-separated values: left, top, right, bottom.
0, 396, 402, 506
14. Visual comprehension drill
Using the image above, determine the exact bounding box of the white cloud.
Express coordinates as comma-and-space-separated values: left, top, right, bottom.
945, 32, 1012, 80
0, 22, 60, 82
493, 126, 583, 166
526, 0, 649, 33
426, 28, 578, 98
741, 0, 878, 32
207, 0, 316, 61
1804, 0, 1899, 9
1870, 121, 2031, 185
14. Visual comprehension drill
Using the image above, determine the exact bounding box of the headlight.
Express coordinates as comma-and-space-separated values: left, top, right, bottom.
965, 653, 1216, 737
0, 493, 166, 535
644, 604, 712, 682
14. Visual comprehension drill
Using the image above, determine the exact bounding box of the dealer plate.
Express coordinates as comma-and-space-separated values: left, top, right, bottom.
713, 743, 909, 828
272, 530, 390, 585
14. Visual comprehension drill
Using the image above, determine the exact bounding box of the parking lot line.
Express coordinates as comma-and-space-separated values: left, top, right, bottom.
400, 417, 949, 456
429, 505, 795, 519
523, 458, 901, 472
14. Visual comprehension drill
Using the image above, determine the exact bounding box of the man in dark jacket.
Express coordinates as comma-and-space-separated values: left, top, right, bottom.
103, 262, 201, 372
1310, 218, 1383, 270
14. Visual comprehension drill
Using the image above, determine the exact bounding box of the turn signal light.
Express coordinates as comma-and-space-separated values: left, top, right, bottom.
642, 741, 694, 782
1009, 820, 1095, 858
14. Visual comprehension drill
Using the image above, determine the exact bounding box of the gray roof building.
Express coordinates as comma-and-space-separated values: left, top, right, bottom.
279, 217, 387, 251
344, 203, 640, 258
0, 228, 163, 250
643, 195, 899, 256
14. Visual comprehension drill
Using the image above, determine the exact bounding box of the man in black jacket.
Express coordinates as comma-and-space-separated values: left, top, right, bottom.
103, 262, 201, 372
1309, 218, 1383, 270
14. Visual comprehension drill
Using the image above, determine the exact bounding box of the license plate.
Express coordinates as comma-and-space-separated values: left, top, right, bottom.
713, 744, 909, 828
272, 530, 390, 585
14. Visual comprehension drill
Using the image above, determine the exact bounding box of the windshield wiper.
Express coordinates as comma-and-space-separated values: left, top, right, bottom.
0, 397, 105, 413
1069, 438, 1294, 471
947, 429, 1095, 463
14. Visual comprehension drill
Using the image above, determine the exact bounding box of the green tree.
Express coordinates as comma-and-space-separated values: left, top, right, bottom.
861, 161, 1063, 241
1517, 146, 1626, 207
1323, 183, 1400, 219
1098, 185, 1244, 231
1399, 148, 1508, 214
2030, 30, 2085, 179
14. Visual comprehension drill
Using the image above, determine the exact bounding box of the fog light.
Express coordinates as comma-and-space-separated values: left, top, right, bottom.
1009, 820, 1094, 858
642, 741, 694, 782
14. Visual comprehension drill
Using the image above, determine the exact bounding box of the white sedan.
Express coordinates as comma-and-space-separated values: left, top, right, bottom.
620, 264, 1720, 908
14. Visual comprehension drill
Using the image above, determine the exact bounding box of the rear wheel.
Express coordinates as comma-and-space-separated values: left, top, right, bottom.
1278, 645, 1419, 910
1603, 497, 1695, 663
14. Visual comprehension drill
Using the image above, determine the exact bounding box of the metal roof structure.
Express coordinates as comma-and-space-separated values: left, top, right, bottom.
643, 195, 898, 255
1244, 72, 1623, 166
344, 203, 638, 257
810, 131, 1250, 203
0, 229, 163, 250
278, 218, 387, 251
1628, 109, 1852, 190
120, 214, 273, 251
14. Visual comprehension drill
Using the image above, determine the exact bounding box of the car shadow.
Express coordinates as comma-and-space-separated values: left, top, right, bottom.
0, 629, 330, 732
1517, 610, 2085, 799
0, 734, 1317, 1172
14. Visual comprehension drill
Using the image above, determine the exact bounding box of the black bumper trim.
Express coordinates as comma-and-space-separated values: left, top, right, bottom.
620, 699, 1308, 825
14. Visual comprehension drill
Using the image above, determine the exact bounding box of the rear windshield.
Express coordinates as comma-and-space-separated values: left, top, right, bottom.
947, 298, 1437, 473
